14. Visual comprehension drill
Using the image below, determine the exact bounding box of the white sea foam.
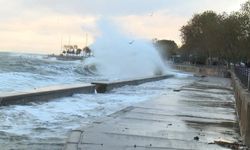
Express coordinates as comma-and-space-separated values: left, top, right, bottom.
0, 77, 191, 139
83, 19, 168, 79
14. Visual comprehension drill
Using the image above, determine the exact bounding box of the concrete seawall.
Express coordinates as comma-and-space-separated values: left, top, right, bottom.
174, 64, 229, 77
92, 75, 173, 93
0, 84, 96, 106
0, 75, 172, 106
231, 71, 250, 146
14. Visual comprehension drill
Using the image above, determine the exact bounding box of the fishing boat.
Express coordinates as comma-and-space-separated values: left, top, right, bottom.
48, 45, 93, 61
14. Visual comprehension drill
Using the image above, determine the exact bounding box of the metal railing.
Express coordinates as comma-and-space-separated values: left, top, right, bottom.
234, 66, 250, 90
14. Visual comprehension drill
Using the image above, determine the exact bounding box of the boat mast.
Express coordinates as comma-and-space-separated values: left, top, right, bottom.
60, 35, 63, 52
68, 35, 71, 45
85, 33, 88, 47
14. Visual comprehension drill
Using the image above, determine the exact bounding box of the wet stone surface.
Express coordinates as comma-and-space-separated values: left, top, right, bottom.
64, 76, 242, 150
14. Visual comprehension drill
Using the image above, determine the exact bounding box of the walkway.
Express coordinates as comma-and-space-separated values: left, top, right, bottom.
64, 76, 240, 150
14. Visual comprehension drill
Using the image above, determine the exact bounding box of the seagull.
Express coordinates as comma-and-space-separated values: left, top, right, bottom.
129, 40, 135, 45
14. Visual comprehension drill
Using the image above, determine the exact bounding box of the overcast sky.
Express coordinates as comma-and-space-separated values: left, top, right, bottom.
0, 0, 246, 53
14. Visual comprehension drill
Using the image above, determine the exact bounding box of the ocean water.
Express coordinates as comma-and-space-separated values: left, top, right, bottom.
0, 52, 193, 149
0, 52, 105, 93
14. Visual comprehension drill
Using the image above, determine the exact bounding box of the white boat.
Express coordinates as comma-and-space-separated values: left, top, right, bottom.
48, 45, 93, 61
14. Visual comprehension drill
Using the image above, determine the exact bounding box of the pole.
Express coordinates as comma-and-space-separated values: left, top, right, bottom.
68, 35, 71, 45
85, 33, 88, 47
61, 35, 63, 52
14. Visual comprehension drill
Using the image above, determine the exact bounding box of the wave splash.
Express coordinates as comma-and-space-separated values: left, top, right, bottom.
82, 19, 168, 79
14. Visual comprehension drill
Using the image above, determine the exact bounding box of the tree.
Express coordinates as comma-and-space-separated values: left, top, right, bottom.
180, 4, 250, 65
180, 11, 223, 64
240, 0, 250, 60
219, 12, 248, 64
241, 0, 250, 15
154, 40, 178, 59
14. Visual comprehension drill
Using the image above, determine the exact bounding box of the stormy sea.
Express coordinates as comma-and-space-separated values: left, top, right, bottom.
0, 51, 194, 150
0, 19, 194, 149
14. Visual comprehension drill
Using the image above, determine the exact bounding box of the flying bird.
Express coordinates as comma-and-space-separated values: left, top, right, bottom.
129, 40, 135, 45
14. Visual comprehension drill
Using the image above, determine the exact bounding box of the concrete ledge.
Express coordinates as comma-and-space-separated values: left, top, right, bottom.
174, 64, 229, 77
0, 84, 95, 106
0, 75, 173, 106
231, 71, 250, 146
92, 75, 174, 93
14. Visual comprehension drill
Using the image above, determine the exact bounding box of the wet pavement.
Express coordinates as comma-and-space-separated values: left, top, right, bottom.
64, 76, 241, 150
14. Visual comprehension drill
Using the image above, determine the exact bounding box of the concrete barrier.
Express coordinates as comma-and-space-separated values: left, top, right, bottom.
174, 64, 230, 77
0, 84, 95, 106
231, 71, 250, 146
0, 75, 173, 106
92, 75, 174, 93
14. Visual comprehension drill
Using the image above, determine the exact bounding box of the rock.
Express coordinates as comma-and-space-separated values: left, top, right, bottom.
173, 89, 181, 92
194, 136, 199, 141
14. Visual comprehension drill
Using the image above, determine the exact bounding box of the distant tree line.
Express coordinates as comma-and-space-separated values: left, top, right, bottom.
155, 0, 250, 66
154, 39, 178, 60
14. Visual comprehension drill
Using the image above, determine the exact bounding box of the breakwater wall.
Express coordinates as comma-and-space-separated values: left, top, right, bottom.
0, 75, 172, 106
0, 84, 96, 106
174, 64, 229, 77
231, 71, 250, 146
92, 75, 173, 93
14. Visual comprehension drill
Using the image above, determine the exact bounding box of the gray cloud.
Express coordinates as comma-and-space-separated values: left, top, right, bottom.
0, 0, 245, 19
6, 0, 244, 22
0, 0, 246, 53
18, 0, 170, 16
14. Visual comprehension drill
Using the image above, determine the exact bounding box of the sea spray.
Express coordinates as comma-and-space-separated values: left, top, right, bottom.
83, 19, 168, 79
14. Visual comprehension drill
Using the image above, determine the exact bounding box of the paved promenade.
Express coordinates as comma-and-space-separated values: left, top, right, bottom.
64, 76, 240, 150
